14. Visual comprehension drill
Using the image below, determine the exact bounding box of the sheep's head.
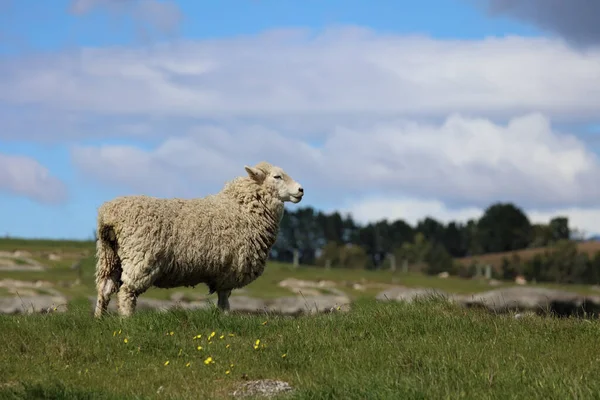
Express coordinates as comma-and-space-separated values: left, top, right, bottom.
244, 162, 304, 204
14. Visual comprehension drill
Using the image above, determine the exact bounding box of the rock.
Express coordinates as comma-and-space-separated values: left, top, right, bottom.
462, 287, 600, 317
13, 250, 32, 258
0, 265, 46, 271
231, 379, 293, 398
438, 272, 450, 279
286, 287, 322, 297
376, 285, 600, 317
170, 292, 187, 302
376, 286, 451, 303
0, 295, 67, 314
0, 279, 62, 297
48, 253, 61, 261
267, 295, 351, 315
351, 283, 366, 291
87, 296, 212, 313
228, 296, 268, 313
316, 280, 337, 288
278, 278, 336, 290
278, 278, 348, 297
515, 275, 527, 285
87, 293, 350, 316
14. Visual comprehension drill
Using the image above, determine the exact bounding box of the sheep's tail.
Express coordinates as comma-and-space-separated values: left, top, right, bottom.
94, 218, 122, 318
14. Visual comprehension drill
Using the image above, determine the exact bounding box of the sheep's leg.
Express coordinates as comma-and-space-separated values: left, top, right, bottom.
217, 290, 232, 313
117, 285, 141, 317
94, 278, 117, 318
117, 260, 157, 317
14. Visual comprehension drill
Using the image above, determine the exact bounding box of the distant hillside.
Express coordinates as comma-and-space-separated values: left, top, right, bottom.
455, 240, 600, 268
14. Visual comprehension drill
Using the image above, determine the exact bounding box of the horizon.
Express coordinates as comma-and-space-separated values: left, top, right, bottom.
1, 0, 600, 240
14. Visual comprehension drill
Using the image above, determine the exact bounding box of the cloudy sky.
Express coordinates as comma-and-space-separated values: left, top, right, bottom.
1, 0, 599, 239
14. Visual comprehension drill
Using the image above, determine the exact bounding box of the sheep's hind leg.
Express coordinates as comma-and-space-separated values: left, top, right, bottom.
117, 261, 158, 317
94, 278, 117, 318
117, 285, 143, 317
217, 290, 232, 313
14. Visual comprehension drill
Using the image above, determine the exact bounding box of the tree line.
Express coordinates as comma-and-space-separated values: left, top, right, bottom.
271, 202, 600, 285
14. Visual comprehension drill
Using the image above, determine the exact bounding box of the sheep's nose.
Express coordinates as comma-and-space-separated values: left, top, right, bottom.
298, 187, 304, 193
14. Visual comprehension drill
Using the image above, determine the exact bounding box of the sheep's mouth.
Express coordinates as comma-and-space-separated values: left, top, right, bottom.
290, 194, 303, 203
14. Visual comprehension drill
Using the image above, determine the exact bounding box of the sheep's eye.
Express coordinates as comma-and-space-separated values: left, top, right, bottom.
273, 175, 282, 180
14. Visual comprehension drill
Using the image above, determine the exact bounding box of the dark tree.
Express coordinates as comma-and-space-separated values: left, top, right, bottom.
477, 203, 533, 253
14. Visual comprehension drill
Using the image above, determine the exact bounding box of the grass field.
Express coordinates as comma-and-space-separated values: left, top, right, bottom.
3, 238, 600, 399
1, 297, 600, 399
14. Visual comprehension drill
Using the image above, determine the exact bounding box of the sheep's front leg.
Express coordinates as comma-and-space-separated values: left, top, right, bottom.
217, 290, 232, 313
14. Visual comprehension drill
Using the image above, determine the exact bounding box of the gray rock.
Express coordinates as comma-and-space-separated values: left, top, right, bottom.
228, 296, 268, 313
375, 285, 600, 317
231, 379, 293, 398
0, 265, 46, 272
87, 294, 350, 316
376, 286, 450, 303
0, 295, 67, 314
87, 296, 212, 313
169, 292, 187, 302
462, 287, 600, 317
267, 295, 351, 316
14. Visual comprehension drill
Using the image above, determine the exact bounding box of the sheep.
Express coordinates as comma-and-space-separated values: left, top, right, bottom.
93, 161, 304, 318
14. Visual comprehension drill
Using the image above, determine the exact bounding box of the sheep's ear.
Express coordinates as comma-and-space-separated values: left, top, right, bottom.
245, 165, 266, 182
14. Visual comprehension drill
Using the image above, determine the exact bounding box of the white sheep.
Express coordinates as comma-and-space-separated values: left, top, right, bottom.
93, 161, 304, 317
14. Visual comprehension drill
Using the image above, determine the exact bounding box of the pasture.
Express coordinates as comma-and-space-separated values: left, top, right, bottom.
2, 238, 600, 399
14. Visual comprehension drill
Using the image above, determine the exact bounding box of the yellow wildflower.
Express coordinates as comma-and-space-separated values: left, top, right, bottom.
219, 335, 225, 340
164, 361, 170, 366
208, 331, 216, 340
228, 333, 235, 337
113, 331, 116, 337
204, 356, 213, 365
230, 363, 234, 368
178, 348, 183, 356
225, 370, 231, 375
118, 329, 121, 335
225, 344, 230, 349
185, 362, 191, 368
262, 320, 268, 325
197, 346, 203, 351
123, 338, 128, 344
193, 334, 202, 340
282, 353, 287, 358
253, 339, 260, 350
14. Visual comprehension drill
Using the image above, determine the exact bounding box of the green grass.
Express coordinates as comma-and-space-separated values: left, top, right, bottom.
1, 297, 600, 400
0, 238, 95, 253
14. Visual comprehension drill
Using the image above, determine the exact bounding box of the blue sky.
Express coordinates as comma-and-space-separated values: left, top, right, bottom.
1, 0, 600, 240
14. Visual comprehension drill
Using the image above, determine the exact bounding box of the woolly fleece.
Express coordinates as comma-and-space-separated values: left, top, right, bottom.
94, 161, 303, 317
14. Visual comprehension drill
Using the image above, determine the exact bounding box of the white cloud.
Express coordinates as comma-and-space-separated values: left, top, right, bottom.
0, 153, 67, 204
3, 26, 600, 231
70, 113, 600, 210
341, 196, 600, 236
1, 27, 600, 126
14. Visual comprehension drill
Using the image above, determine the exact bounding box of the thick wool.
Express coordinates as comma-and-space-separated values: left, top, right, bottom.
94, 161, 302, 317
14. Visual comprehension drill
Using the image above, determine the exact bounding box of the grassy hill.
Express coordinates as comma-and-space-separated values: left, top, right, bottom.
455, 240, 600, 269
